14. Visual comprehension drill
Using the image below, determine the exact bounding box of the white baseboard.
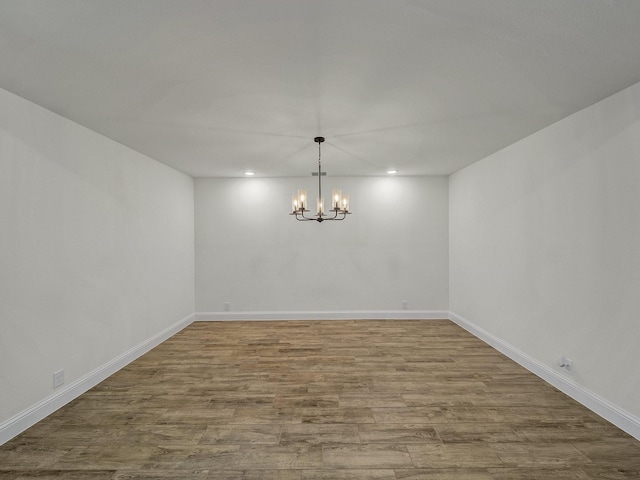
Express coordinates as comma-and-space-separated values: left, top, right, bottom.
0, 313, 195, 446
448, 311, 640, 441
195, 310, 449, 321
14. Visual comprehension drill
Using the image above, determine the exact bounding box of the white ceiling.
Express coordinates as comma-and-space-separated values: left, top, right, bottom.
2, 1, 640, 177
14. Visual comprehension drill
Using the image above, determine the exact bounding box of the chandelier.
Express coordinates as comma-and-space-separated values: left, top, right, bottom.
290, 137, 351, 222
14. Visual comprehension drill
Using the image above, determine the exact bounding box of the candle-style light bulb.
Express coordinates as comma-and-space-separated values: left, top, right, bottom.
342, 194, 349, 212
332, 188, 342, 210
317, 197, 324, 216
297, 189, 307, 210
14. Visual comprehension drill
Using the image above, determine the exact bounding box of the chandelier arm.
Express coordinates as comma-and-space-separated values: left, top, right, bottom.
297, 210, 316, 221
325, 211, 347, 221
326, 209, 341, 220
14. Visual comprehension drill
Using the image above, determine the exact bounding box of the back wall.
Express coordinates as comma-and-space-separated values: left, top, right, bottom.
195, 176, 448, 315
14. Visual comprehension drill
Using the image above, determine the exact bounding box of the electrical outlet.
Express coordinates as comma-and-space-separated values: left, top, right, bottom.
557, 356, 573, 373
224, 302, 230, 311
402, 300, 408, 310
53, 369, 64, 389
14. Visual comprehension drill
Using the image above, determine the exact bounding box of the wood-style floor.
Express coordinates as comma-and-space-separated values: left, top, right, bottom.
1, 320, 639, 479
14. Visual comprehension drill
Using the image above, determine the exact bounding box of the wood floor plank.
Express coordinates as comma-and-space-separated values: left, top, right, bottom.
1, 319, 638, 479
322, 444, 414, 469
280, 424, 360, 445
406, 443, 504, 469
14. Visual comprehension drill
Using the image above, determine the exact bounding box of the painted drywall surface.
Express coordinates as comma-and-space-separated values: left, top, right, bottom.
449, 81, 640, 417
195, 176, 448, 313
0, 88, 195, 422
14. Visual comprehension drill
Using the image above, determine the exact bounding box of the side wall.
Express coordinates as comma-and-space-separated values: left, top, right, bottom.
449, 81, 640, 433
0, 88, 195, 435
195, 176, 449, 316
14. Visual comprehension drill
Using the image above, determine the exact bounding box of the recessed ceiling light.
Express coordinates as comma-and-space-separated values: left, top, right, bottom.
386, 169, 398, 174
244, 171, 255, 176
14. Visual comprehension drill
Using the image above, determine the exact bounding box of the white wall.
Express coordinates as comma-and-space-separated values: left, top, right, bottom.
450, 81, 640, 421
0, 87, 195, 425
195, 176, 448, 314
